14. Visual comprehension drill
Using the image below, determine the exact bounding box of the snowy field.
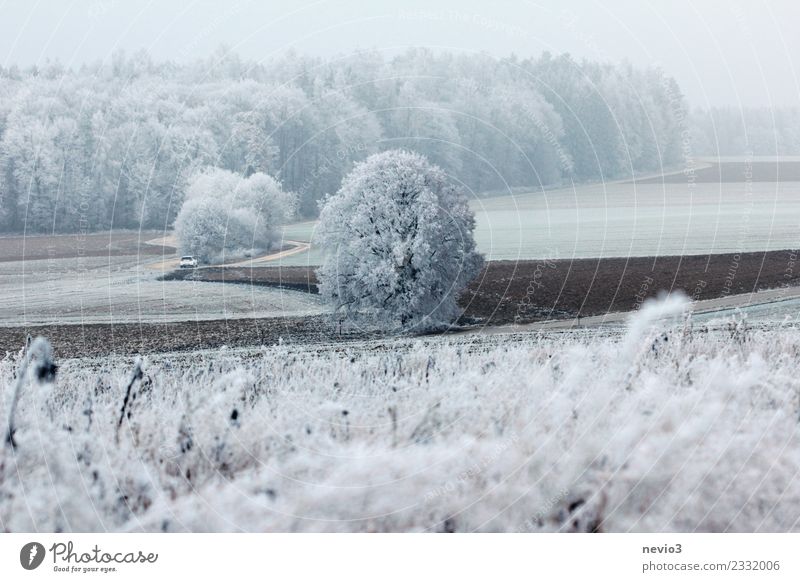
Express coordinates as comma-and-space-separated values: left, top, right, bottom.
275, 180, 800, 266
2, 172, 797, 327
0, 255, 322, 326
2, 298, 799, 532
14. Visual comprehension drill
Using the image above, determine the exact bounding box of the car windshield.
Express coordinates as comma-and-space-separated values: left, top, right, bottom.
181, 256, 193, 261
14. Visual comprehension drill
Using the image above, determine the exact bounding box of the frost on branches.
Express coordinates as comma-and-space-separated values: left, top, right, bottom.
174, 168, 296, 264
316, 150, 483, 331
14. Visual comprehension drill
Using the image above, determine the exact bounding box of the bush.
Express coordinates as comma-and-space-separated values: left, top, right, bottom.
174, 168, 296, 264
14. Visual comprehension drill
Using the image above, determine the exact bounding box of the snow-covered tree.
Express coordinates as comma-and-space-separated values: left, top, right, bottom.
316, 150, 483, 331
173, 197, 239, 263
174, 168, 296, 263
0, 48, 689, 233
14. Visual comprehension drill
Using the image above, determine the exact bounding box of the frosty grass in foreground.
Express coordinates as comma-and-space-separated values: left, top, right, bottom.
1, 296, 799, 532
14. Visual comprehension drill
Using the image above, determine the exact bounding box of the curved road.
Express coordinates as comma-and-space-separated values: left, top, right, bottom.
144, 236, 311, 271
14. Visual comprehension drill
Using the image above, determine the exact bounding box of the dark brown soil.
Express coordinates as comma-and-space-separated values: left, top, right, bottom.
165, 249, 800, 325
0, 315, 374, 360
162, 266, 318, 293
4, 249, 799, 359
461, 250, 800, 323
0, 231, 174, 262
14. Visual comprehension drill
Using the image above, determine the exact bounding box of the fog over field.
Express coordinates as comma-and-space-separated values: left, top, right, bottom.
1, 0, 800, 542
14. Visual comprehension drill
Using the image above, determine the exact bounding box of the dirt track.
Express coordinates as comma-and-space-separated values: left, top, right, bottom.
145, 240, 310, 272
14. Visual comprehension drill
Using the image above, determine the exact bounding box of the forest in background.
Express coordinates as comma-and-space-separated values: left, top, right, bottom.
0, 46, 791, 234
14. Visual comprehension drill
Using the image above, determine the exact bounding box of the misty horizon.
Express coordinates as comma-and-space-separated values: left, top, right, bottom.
0, 0, 798, 108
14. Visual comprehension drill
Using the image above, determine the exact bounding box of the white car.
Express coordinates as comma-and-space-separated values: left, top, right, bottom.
179, 256, 198, 269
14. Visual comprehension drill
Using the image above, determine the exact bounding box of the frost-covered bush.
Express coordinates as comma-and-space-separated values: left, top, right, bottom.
174, 168, 296, 263
2, 300, 800, 532
316, 150, 483, 331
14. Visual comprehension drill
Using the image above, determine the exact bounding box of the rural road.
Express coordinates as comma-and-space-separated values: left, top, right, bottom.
144, 236, 311, 271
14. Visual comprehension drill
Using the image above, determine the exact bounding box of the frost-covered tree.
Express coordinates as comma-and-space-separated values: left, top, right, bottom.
0, 48, 688, 233
174, 168, 296, 263
316, 150, 483, 331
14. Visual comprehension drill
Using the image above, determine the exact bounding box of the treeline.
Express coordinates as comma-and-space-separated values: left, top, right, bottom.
0, 47, 685, 233
691, 107, 800, 156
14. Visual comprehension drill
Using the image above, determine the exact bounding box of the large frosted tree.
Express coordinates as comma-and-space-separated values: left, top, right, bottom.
316, 150, 483, 331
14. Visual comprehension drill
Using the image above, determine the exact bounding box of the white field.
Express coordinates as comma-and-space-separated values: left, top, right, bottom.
4, 173, 795, 327
275, 181, 800, 266
2, 181, 799, 328
2, 298, 799, 532
0, 255, 322, 326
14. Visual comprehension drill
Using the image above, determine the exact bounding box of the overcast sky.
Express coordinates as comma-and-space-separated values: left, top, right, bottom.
0, 0, 798, 108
